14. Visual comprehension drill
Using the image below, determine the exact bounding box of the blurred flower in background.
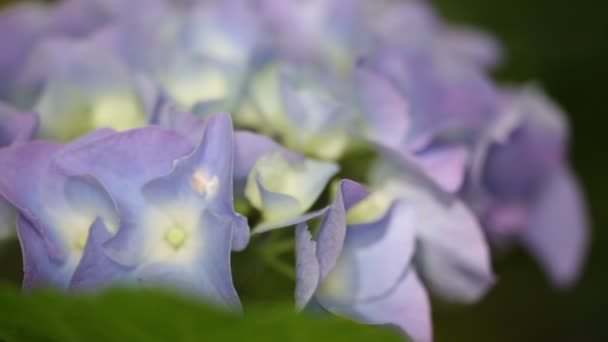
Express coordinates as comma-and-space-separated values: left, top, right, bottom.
0, 0, 590, 341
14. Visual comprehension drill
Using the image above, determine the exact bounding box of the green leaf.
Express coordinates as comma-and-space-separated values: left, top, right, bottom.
0, 286, 404, 342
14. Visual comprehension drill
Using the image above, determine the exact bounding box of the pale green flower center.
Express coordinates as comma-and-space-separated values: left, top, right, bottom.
164, 226, 188, 250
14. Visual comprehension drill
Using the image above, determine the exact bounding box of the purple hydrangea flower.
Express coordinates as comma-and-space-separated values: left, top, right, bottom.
295, 180, 432, 342
0, 0, 116, 100
0, 113, 247, 309
466, 87, 589, 287
356, 47, 499, 151
56, 114, 247, 309
354, 62, 474, 194
238, 59, 353, 160
14, 35, 147, 141
93, 0, 262, 115
0, 130, 120, 289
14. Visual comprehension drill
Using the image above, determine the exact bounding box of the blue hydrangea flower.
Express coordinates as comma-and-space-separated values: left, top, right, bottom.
338, 149, 494, 304
94, 0, 262, 116
356, 48, 498, 153
55, 114, 247, 309
354, 62, 474, 194
0, 0, 590, 337
466, 87, 588, 287
14, 35, 147, 141
295, 180, 432, 342
0, 130, 121, 289
238, 60, 353, 160
256, 0, 366, 73
244, 149, 338, 230
0, 0, 113, 100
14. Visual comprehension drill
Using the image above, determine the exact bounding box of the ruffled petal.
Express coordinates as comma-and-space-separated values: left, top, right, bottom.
69, 218, 132, 292
143, 114, 249, 251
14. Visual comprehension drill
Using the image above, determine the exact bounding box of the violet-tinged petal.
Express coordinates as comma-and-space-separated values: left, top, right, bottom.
295, 223, 320, 310
18, 36, 146, 141
56, 127, 193, 213
465, 86, 588, 288
278, 68, 350, 160
415, 198, 495, 303
521, 167, 589, 288
69, 218, 132, 292
143, 114, 249, 251
318, 201, 417, 304
371, 141, 460, 195
55, 127, 194, 264
363, 45, 499, 141
135, 210, 242, 311
17, 215, 73, 291
312, 201, 429, 341
143, 114, 235, 214
481, 88, 567, 201
413, 145, 469, 194
368, 155, 494, 302
154, 105, 208, 146
0, 102, 38, 145
328, 270, 432, 342
0, 4, 50, 99
234, 131, 304, 181
294, 180, 369, 309
316, 180, 369, 280
0, 141, 61, 223
355, 61, 410, 148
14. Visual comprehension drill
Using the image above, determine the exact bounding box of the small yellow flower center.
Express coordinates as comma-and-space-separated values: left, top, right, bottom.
74, 231, 89, 251
164, 226, 187, 250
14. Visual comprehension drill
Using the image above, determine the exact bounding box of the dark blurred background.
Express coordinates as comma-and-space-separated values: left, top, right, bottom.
0, 0, 606, 341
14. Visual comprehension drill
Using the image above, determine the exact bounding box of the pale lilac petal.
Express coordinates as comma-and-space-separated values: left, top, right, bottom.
143, 114, 249, 251
414, 145, 469, 193
0, 141, 61, 223
329, 201, 417, 302
521, 167, 589, 288
56, 127, 193, 213
17, 215, 72, 290
416, 198, 494, 303
339, 270, 432, 342
69, 218, 133, 292
317, 180, 369, 280
0, 103, 38, 145
295, 223, 320, 310
234, 131, 303, 181
355, 61, 409, 148
135, 210, 242, 311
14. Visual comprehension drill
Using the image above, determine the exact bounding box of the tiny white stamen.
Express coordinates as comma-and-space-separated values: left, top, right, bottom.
190, 169, 219, 199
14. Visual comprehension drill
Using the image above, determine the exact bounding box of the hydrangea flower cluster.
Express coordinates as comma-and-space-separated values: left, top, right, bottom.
0, 0, 588, 341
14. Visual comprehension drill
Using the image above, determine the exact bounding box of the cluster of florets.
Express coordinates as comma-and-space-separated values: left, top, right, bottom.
0, 1, 587, 341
